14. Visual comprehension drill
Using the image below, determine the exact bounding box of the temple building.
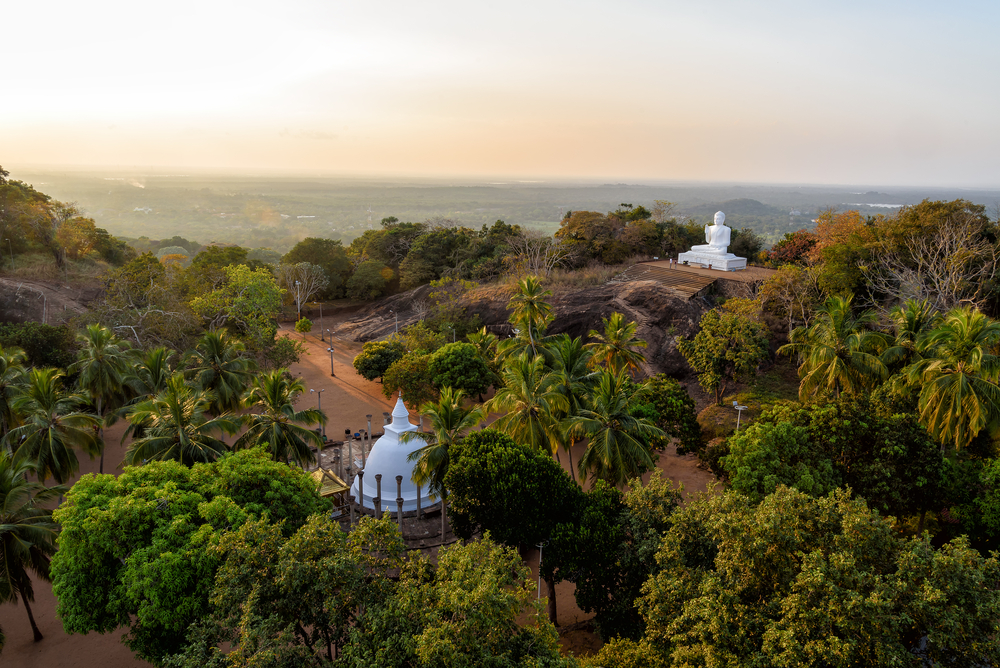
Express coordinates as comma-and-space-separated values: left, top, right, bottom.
349, 395, 434, 513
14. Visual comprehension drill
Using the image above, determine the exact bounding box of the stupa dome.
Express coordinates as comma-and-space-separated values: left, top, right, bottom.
350, 396, 435, 513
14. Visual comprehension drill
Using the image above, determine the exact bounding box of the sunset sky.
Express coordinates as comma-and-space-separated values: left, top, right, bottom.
4, 0, 999, 185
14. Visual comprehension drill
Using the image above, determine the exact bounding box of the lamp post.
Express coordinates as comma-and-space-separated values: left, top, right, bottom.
536, 541, 548, 600
389, 309, 398, 333
311, 388, 325, 438
327, 347, 336, 377
294, 280, 302, 320
318, 302, 325, 340
733, 400, 748, 432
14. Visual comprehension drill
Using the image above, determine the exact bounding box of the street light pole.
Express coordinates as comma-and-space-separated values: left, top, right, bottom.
294, 280, 302, 320
327, 347, 336, 377
311, 388, 325, 438
319, 301, 325, 340
733, 400, 748, 432
390, 309, 398, 333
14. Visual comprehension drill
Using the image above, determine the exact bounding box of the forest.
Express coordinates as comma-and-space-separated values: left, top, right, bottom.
2, 163, 1000, 666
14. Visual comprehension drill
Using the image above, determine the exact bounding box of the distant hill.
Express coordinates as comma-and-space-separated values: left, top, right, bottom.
681, 198, 787, 218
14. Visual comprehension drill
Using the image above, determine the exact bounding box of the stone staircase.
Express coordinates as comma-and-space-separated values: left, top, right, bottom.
610, 264, 718, 299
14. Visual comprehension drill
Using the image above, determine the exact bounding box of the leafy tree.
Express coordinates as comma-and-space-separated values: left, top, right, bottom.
382, 352, 437, 410
427, 342, 493, 398
0, 450, 65, 643
547, 471, 682, 641
399, 321, 447, 354
51, 448, 330, 664
727, 226, 765, 260
400, 387, 485, 501
485, 353, 566, 455
759, 264, 821, 334
5, 368, 101, 484
677, 309, 770, 405
70, 324, 133, 473
183, 330, 255, 415
124, 373, 239, 466
189, 264, 284, 349
445, 429, 582, 623
181, 245, 254, 295
295, 317, 313, 335
352, 339, 406, 382
767, 229, 817, 265
569, 369, 664, 486
282, 237, 352, 298
778, 294, 887, 401
724, 396, 945, 522
345, 260, 391, 301
642, 374, 702, 455
0, 322, 77, 369
899, 306, 1000, 452
399, 227, 469, 290
617, 486, 1000, 667
233, 369, 325, 467
586, 312, 647, 376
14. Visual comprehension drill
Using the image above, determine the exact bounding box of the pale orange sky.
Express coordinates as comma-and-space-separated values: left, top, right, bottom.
4, 1, 999, 186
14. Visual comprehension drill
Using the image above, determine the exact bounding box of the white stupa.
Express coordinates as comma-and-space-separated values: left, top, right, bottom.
350, 395, 434, 513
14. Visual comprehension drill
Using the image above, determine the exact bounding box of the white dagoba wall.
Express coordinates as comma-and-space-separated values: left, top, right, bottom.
350, 396, 434, 513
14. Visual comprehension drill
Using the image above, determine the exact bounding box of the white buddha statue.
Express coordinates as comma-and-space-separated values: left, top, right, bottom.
690, 211, 731, 254
676, 210, 746, 271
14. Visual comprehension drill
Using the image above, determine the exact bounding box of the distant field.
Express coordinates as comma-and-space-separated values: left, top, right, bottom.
18, 170, 1000, 252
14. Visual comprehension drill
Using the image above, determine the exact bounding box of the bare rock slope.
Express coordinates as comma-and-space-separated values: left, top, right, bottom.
333, 280, 708, 378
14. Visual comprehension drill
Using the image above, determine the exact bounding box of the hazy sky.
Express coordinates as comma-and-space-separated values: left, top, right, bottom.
4, 0, 999, 185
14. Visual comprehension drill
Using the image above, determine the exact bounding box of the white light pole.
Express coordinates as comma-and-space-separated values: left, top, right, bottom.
733, 400, 748, 432
318, 301, 324, 340
389, 309, 398, 333
294, 280, 302, 320
327, 347, 336, 377
311, 388, 325, 438
536, 541, 548, 600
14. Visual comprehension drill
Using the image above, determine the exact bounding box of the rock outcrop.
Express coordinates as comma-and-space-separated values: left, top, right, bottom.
332, 280, 708, 378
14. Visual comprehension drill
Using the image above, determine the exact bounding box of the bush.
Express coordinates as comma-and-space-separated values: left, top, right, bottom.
0, 321, 77, 368
643, 374, 702, 454
353, 339, 405, 381
428, 342, 493, 398
294, 317, 312, 333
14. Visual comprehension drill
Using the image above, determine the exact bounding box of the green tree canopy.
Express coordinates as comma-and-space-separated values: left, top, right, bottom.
427, 342, 493, 398
353, 339, 406, 382
677, 308, 770, 405
345, 260, 390, 301
51, 448, 330, 664
282, 237, 352, 298
189, 264, 284, 349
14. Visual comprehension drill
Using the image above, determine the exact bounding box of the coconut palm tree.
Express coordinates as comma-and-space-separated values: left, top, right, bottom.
401, 386, 485, 499
233, 369, 326, 467
124, 374, 239, 466
881, 299, 940, 373
569, 369, 665, 487
586, 312, 647, 376
0, 346, 27, 440
4, 368, 101, 485
111, 347, 177, 444
183, 330, 255, 415
0, 450, 64, 643
499, 276, 555, 361
900, 306, 1000, 452
485, 353, 567, 455
70, 325, 133, 473
778, 294, 889, 401
546, 334, 596, 481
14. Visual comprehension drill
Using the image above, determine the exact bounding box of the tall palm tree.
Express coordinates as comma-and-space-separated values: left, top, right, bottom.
568, 369, 665, 487
70, 325, 133, 473
0, 346, 27, 440
183, 330, 255, 415
546, 335, 596, 481
499, 276, 555, 360
111, 347, 177, 444
124, 374, 239, 466
881, 299, 940, 373
778, 294, 889, 401
586, 312, 647, 376
0, 450, 64, 642
900, 306, 1000, 452
401, 387, 485, 499
233, 369, 326, 467
485, 353, 567, 455
4, 368, 101, 485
